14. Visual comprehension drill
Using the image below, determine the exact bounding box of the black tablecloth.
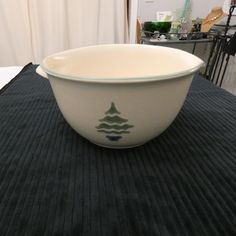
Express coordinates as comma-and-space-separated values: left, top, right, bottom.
0, 63, 236, 236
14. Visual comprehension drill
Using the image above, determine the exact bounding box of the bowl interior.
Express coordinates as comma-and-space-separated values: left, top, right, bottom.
42, 44, 203, 83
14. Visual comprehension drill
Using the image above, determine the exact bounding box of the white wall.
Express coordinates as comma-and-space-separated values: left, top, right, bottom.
138, 0, 225, 22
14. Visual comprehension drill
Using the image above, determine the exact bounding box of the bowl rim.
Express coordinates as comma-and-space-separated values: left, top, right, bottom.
40, 44, 204, 84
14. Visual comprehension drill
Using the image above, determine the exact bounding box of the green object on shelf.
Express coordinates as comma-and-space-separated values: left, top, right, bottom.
143, 21, 172, 36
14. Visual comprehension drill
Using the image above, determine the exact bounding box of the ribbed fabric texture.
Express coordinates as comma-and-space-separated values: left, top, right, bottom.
0, 64, 236, 236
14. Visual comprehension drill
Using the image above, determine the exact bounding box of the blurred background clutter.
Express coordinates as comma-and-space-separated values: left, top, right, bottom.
137, 0, 236, 94
0, 0, 235, 94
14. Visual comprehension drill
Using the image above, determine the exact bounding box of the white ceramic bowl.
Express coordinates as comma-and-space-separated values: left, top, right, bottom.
36, 44, 204, 148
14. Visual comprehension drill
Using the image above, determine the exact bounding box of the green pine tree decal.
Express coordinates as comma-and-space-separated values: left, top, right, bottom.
96, 102, 134, 141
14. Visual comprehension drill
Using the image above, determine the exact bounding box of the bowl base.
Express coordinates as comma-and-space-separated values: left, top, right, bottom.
89, 139, 147, 149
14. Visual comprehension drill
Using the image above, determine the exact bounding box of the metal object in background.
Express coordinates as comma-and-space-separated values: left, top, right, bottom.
141, 30, 214, 55
204, 4, 236, 87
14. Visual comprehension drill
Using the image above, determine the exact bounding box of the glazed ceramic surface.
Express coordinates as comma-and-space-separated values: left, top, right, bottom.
36, 44, 204, 148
